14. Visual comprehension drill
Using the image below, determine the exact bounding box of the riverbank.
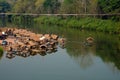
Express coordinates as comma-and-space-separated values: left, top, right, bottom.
34, 16, 120, 34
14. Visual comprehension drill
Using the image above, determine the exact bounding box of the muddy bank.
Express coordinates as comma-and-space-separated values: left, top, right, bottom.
0, 28, 66, 59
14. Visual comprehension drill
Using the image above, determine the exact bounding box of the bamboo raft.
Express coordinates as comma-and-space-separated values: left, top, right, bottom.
0, 28, 66, 59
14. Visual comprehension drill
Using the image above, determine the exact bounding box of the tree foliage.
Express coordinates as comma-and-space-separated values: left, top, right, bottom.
12, 0, 36, 13
43, 0, 61, 13
0, 0, 11, 12
98, 0, 120, 13
0, 0, 120, 14
34, 0, 45, 13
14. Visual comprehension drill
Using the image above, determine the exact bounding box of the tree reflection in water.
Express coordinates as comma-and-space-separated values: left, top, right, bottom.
0, 16, 119, 71
66, 41, 96, 69
95, 33, 120, 70
79, 46, 95, 69
66, 31, 120, 71
33, 24, 120, 71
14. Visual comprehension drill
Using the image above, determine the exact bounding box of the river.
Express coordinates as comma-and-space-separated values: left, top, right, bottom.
0, 16, 120, 80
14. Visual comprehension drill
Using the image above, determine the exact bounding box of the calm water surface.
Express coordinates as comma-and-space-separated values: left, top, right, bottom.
0, 17, 120, 80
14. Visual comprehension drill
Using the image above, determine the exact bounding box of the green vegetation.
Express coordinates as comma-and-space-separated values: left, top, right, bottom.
0, 0, 120, 15
0, 0, 120, 33
98, 0, 120, 13
34, 16, 120, 34
0, 47, 3, 59
11, 15, 34, 27
0, 0, 11, 12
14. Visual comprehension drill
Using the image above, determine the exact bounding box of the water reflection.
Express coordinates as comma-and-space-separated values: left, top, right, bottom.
0, 14, 6, 27
5, 49, 55, 59
66, 30, 120, 70
95, 33, 120, 69
0, 15, 120, 71
66, 38, 96, 69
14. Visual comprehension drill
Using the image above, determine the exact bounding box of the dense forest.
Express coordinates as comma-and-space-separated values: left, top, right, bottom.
0, 0, 120, 14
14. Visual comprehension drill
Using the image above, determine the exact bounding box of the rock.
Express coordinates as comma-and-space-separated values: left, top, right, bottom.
51, 34, 58, 40
0, 28, 66, 59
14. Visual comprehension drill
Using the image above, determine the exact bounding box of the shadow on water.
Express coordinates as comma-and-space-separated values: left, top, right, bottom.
0, 15, 120, 70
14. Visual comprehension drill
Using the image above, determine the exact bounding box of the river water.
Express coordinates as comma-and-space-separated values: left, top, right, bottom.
0, 16, 120, 80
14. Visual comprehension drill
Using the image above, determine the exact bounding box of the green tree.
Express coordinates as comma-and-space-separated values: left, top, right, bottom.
12, 0, 35, 13
0, 0, 11, 12
60, 0, 74, 13
88, 0, 98, 14
35, 0, 45, 13
43, 0, 61, 13
60, 0, 98, 14
98, 0, 120, 13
